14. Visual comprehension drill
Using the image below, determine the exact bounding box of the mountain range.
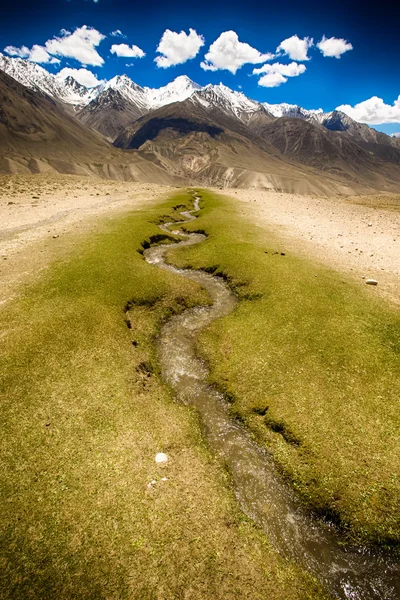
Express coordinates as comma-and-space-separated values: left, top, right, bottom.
0, 52, 399, 194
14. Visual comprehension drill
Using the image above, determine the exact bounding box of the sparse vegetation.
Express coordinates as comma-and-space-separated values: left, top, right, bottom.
168, 189, 400, 547
0, 191, 327, 599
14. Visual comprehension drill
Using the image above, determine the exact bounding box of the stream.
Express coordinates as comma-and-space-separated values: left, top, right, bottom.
143, 194, 399, 600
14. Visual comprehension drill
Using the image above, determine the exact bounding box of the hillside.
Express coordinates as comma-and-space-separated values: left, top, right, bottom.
114, 101, 397, 194
0, 70, 186, 185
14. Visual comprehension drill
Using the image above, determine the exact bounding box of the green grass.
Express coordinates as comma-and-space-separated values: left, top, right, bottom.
0, 190, 327, 599
168, 189, 400, 547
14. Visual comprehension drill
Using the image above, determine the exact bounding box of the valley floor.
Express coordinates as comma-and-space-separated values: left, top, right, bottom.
1, 175, 399, 597
223, 188, 400, 305
2, 175, 399, 308
0, 174, 176, 305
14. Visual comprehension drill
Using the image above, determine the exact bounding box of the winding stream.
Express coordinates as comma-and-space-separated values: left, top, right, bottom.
143, 195, 399, 600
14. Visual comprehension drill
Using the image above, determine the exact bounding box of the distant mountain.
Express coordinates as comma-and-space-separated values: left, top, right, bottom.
1, 52, 397, 150
253, 117, 400, 187
114, 100, 400, 194
0, 70, 186, 185
0, 53, 399, 193
77, 87, 148, 141
0, 53, 96, 106
76, 75, 201, 139
263, 102, 324, 123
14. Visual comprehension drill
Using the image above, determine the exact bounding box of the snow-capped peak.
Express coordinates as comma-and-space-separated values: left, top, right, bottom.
0, 52, 94, 107
146, 76, 202, 108
262, 102, 324, 122
192, 83, 261, 120
103, 74, 144, 92
390, 132, 400, 138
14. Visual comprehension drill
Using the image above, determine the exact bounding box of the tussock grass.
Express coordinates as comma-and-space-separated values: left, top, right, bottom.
0, 191, 327, 599
168, 189, 400, 547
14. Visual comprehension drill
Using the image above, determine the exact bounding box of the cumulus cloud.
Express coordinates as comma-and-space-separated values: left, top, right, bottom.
110, 30, 126, 38
110, 43, 145, 58
155, 28, 204, 68
253, 61, 306, 87
201, 31, 274, 74
4, 44, 60, 64
336, 95, 400, 124
276, 35, 313, 61
56, 67, 103, 87
317, 35, 353, 58
45, 26, 105, 66
4, 45, 30, 58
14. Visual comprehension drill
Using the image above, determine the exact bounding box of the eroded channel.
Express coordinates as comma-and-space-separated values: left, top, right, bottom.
143, 194, 399, 600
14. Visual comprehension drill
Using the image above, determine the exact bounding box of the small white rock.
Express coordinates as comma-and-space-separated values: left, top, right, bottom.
161, 477, 168, 482
155, 453, 168, 464
366, 279, 378, 286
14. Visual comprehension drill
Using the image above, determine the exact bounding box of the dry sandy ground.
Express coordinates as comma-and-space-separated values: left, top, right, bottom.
225, 188, 400, 305
1, 174, 399, 308
0, 174, 178, 304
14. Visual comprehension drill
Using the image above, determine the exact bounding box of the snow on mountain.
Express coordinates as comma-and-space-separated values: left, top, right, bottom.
146, 75, 202, 108
87, 74, 201, 113
263, 102, 324, 123
192, 83, 261, 119
390, 132, 400, 138
0, 52, 64, 98
0, 52, 97, 106
1, 52, 396, 148
98, 74, 148, 110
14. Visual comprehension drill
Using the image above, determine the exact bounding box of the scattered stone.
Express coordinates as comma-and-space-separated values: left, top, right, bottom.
366, 279, 378, 286
362, 275, 366, 279
280, 252, 286, 256
155, 452, 168, 464
368, 223, 373, 227
52, 234, 59, 239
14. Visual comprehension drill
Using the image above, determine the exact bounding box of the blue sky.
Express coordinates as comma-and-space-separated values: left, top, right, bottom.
1, 0, 399, 133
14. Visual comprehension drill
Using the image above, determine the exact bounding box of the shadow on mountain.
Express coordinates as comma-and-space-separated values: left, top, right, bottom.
119, 117, 224, 149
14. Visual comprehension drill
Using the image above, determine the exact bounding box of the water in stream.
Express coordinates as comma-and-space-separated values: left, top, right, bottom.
143, 195, 399, 600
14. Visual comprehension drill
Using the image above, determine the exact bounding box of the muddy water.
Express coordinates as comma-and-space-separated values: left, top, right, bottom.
144, 197, 399, 600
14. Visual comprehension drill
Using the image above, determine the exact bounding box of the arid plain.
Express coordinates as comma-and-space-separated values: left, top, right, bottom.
1, 174, 399, 306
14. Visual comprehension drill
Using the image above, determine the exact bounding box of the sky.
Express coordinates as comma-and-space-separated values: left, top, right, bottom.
1, 0, 399, 133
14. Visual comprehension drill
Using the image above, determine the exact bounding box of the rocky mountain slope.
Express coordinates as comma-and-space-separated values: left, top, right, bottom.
0, 70, 186, 184
114, 100, 400, 193
1, 52, 398, 150
252, 117, 400, 187
0, 54, 399, 194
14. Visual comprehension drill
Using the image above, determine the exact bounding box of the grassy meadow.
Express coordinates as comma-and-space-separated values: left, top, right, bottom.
0, 190, 327, 599
168, 189, 400, 547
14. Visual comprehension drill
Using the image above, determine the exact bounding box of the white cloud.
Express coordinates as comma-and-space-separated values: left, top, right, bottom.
29, 45, 59, 64
45, 26, 105, 66
4, 45, 30, 58
317, 35, 353, 58
336, 95, 400, 124
277, 35, 313, 61
56, 67, 103, 88
110, 43, 145, 58
155, 28, 204, 68
258, 72, 288, 87
4, 44, 60, 64
110, 30, 126, 38
201, 31, 274, 74
253, 61, 306, 87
